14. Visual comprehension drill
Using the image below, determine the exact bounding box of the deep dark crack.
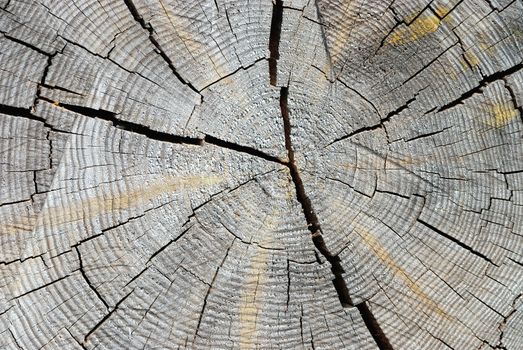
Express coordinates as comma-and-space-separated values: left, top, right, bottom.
36, 99, 284, 165
268, 0, 283, 86
418, 219, 496, 265
438, 62, 523, 113
273, 4, 395, 349
279, 85, 394, 350
122, 0, 200, 95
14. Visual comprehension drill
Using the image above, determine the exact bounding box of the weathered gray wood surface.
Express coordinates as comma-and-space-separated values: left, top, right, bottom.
0, 0, 522, 349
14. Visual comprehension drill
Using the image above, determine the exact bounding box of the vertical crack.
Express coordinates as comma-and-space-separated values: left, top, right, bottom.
268, 0, 283, 86
357, 302, 394, 350
75, 246, 110, 310
279, 86, 393, 350
8, 328, 24, 350
280, 87, 351, 305
272, 7, 394, 348
193, 239, 234, 341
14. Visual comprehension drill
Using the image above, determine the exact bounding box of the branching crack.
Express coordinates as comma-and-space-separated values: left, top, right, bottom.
270, 6, 394, 349
37, 99, 284, 164
75, 246, 110, 310
83, 289, 134, 344
437, 62, 523, 113
122, 0, 201, 96
279, 86, 394, 350
494, 293, 522, 349
326, 90, 419, 147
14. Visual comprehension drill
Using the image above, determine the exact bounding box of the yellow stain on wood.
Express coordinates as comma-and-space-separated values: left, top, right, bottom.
479, 40, 497, 56
387, 12, 441, 46
487, 103, 519, 127
355, 225, 450, 319
239, 246, 269, 349
2, 175, 224, 235
433, 4, 450, 18
460, 50, 480, 70
328, 26, 352, 68
158, 0, 204, 54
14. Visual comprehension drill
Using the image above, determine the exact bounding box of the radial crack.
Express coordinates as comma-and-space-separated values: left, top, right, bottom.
75, 246, 110, 310
437, 62, 523, 113
122, 0, 200, 95
268, 0, 283, 86
193, 239, 234, 341
83, 289, 134, 343
36, 99, 284, 164
279, 86, 394, 350
417, 219, 496, 265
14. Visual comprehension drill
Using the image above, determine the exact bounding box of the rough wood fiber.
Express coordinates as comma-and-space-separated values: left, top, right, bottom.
0, 0, 522, 349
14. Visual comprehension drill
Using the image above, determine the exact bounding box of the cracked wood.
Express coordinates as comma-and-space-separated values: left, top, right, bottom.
1, 0, 523, 349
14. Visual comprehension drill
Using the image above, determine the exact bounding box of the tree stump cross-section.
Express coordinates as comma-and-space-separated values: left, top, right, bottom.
0, 0, 523, 349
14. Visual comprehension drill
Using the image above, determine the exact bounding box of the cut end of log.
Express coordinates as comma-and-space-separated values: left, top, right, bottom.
1, 0, 523, 349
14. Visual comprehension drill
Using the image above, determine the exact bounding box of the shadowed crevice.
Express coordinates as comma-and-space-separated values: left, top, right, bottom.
274, 5, 395, 347
281, 87, 352, 305
357, 302, 395, 350
279, 86, 394, 350
437, 62, 523, 113
122, 0, 201, 95
269, 0, 283, 86
37, 99, 284, 164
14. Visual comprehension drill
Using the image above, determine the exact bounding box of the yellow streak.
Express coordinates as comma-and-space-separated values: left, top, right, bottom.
433, 4, 450, 18
461, 50, 480, 70
488, 103, 519, 127
1, 175, 223, 235
387, 12, 441, 45
355, 224, 450, 319
239, 246, 269, 349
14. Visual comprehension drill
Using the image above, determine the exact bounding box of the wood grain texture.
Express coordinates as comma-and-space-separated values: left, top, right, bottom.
0, 0, 522, 349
